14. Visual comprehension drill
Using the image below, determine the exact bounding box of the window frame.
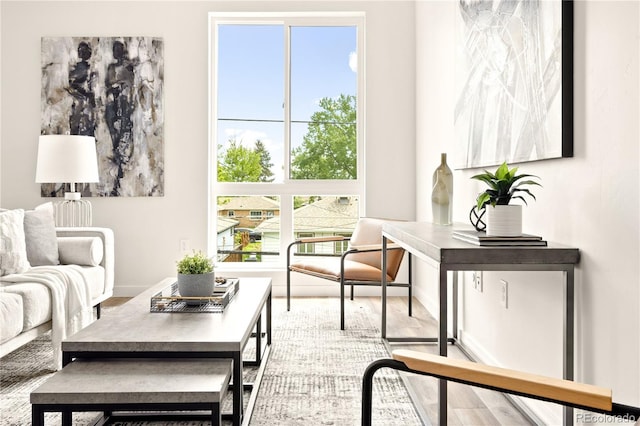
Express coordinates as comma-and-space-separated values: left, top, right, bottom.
334, 232, 351, 255
208, 12, 366, 270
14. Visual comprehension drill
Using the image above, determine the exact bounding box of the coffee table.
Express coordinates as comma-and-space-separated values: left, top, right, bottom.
61, 277, 272, 426
31, 358, 232, 426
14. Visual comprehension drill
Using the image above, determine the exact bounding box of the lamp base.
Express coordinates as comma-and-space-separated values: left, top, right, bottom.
64, 192, 82, 201
54, 195, 92, 227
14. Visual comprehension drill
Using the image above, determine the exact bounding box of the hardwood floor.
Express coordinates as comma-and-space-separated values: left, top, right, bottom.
100, 295, 533, 425
360, 296, 534, 426
101, 297, 130, 308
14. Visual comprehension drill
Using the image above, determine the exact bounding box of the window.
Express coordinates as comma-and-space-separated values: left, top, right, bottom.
210, 13, 365, 266
297, 232, 315, 254
334, 233, 351, 255
293, 194, 359, 255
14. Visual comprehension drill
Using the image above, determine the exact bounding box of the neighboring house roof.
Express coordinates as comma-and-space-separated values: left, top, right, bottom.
218, 196, 280, 211
217, 217, 239, 233
255, 196, 358, 234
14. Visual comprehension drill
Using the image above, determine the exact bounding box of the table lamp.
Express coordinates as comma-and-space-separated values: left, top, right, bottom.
36, 135, 99, 227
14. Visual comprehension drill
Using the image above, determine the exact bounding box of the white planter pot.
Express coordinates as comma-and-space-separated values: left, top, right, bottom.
486, 205, 522, 237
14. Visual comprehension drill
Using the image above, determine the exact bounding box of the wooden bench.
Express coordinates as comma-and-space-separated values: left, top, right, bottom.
31, 358, 232, 426
362, 349, 640, 425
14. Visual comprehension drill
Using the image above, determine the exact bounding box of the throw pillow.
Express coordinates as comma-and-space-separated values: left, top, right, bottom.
57, 237, 103, 266
0, 209, 31, 276
349, 217, 384, 247
24, 202, 60, 266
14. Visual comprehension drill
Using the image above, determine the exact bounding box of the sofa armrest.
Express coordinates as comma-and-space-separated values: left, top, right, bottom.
55, 227, 114, 298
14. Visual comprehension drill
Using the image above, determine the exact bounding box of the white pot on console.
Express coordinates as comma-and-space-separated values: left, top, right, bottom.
485, 205, 522, 237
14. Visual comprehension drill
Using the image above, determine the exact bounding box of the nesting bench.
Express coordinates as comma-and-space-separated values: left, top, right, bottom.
31, 358, 232, 426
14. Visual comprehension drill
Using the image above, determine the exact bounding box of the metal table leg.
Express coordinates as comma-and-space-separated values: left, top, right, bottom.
382, 236, 388, 339
564, 267, 575, 426
255, 315, 262, 365
438, 266, 448, 425
267, 291, 272, 346
232, 351, 242, 426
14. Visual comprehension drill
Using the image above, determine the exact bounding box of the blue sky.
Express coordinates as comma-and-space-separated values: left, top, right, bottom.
216, 24, 357, 182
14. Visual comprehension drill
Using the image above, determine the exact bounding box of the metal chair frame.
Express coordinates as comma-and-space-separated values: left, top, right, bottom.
287, 239, 412, 330
362, 358, 640, 426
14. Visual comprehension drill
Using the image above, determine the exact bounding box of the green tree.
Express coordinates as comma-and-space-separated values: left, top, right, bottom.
254, 139, 275, 182
291, 94, 356, 180
217, 138, 262, 182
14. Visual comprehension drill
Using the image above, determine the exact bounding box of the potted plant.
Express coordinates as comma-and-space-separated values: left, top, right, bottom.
176, 250, 215, 304
471, 162, 541, 236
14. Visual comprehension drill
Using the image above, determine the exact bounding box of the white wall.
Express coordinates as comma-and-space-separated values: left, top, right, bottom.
0, 1, 3, 205
415, 1, 639, 424
0, 1, 416, 295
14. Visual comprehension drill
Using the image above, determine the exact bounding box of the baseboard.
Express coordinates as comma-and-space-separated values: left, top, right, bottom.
113, 286, 149, 297
459, 330, 562, 425
413, 284, 439, 318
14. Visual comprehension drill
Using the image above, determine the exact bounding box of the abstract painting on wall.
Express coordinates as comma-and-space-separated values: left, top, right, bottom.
41, 37, 164, 197
454, 1, 573, 169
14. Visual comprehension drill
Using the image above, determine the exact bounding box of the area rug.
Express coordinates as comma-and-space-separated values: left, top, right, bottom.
1, 297, 420, 425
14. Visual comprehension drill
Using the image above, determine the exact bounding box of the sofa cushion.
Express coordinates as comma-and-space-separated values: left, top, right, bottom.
75, 265, 106, 300
24, 203, 60, 266
58, 237, 104, 266
0, 209, 31, 276
2, 283, 52, 331
0, 292, 24, 343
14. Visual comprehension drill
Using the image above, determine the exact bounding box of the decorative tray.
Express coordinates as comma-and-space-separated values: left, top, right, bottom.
150, 278, 239, 313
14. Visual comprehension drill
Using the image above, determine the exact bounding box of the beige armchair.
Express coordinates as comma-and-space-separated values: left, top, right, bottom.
286, 218, 412, 330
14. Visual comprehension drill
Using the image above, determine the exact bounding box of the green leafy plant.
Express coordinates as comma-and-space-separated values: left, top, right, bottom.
471, 162, 541, 210
176, 250, 214, 275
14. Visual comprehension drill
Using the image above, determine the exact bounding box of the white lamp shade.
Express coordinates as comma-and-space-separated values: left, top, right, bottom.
36, 135, 100, 183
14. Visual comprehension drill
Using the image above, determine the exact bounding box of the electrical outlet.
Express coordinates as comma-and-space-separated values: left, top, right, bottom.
180, 239, 190, 253
472, 272, 483, 292
500, 279, 508, 308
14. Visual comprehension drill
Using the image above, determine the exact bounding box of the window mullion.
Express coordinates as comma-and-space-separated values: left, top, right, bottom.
283, 23, 292, 185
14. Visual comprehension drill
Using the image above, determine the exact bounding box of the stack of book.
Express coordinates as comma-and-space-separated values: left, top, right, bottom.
214, 277, 239, 296
452, 229, 547, 246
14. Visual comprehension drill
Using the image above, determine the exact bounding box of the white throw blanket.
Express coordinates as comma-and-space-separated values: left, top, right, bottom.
0, 265, 93, 369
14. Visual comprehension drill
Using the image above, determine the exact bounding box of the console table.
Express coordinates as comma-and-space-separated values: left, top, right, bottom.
381, 221, 580, 425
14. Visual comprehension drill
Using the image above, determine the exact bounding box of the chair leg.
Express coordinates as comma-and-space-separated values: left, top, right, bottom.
408, 254, 413, 317
361, 358, 410, 426
287, 267, 291, 311
350, 284, 354, 301
340, 278, 345, 330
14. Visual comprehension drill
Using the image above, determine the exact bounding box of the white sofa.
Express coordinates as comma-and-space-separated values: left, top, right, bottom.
0, 206, 114, 366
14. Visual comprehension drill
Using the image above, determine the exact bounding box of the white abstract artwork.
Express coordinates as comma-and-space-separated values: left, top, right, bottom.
41, 37, 164, 197
454, 0, 572, 169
